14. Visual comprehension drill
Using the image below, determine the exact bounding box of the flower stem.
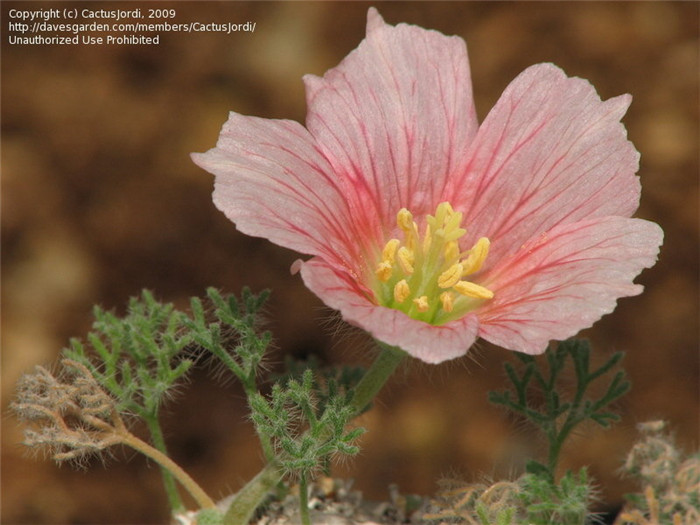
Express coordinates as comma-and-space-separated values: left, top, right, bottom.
117, 427, 217, 510
350, 344, 406, 416
222, 461, 283, 525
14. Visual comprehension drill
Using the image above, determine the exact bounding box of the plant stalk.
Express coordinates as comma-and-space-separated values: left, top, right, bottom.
144, 415, 185, 512
299, 473, 311, 525
118, 428, 217, 510
222, 461, 283, 525
349, 344, 406, 416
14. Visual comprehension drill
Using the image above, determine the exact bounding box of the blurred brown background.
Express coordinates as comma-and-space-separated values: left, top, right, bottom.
2, 1, 698, 523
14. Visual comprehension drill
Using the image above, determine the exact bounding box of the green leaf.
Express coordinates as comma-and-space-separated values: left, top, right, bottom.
489, 339, 630, 483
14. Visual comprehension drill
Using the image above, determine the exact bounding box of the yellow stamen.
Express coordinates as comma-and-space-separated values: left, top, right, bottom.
382, 238, 400, 262
439, 291, 455, 313
444, 240, 460, 263
441, 201, 454, 215
397, 208, 414, 232
443, 211, 466, 241
375, 261, 393, 282
427, 202, 453, 231
462, 237, 490, 276
397, 208, 419, 252
397, 246, 414, 275
376, 238, 403, 282
394, 279, 410, 303
372, 202, 494, 323
454, 280, 494, 299
445, 226, 467, 242
438, 263, 464, 289
413, 296, 430, 312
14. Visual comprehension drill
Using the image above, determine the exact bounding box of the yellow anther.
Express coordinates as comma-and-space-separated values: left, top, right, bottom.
454, 280, 494, 300
462, 237, 491, 276
375, 261, 393, 282
397, 209, 418, 251
439, 291, 455, 313
413, 295, 430, 312
397, 208, 414, 232
394, 279, 410, 303
382, 238, 400, 263
397, 246, 414, 275
438, 263, 464, 289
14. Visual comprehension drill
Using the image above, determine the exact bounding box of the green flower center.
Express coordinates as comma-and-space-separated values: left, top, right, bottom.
373, 202, 494, 324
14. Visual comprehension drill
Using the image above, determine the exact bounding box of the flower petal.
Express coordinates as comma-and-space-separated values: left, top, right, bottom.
477, 216, 663, 354
304, 7, 479, 235
192, 114, 363, 265
451, 64, 641, 265
299, 257, 480, 364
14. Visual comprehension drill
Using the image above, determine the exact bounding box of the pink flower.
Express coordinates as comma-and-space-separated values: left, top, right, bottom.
192, 8, 663, 364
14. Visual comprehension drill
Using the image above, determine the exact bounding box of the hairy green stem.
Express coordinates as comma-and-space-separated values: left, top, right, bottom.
257, 423, 276, 463
350, 344, 406, 416
547, 367, 591, 477
546, 427, 562, 480
145, 415, 185, 512
299, 473, 311, 525
222, 461, 283, 525
242, 382, 275, 462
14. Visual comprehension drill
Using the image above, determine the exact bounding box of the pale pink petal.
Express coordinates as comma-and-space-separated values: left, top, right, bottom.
192, 114, 367, 267
304, 7, 479, 238
477, 216, 663, 354
193, 9, 664, 365
450, 64, 641, 266
299, 258, 480, 364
